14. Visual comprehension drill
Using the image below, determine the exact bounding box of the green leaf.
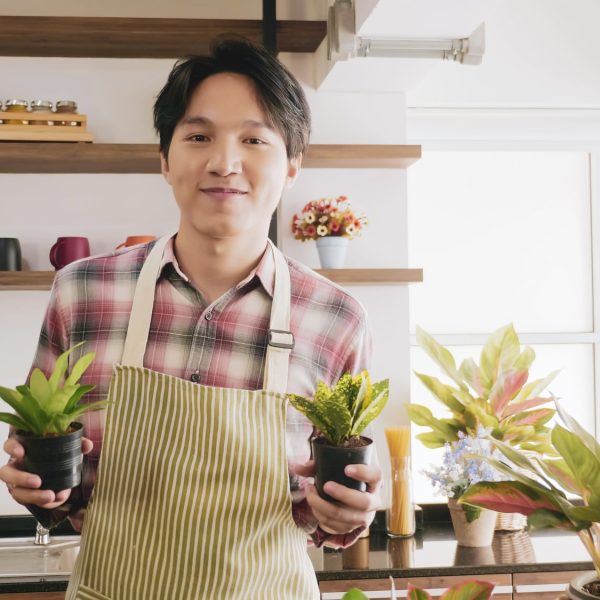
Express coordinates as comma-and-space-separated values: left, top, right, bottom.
552, 424, 600, 500
407, 586, 432, 600
406, 404, 460, 441
416, 326, 467, 391
538, 458, 582, 495
514, 346, 536, 370
441, 581, 495, 600
555, 401, 600, 462
479, 323, 520, 392
351, 387, 388, 437
288, 395, 335, 443
64, 399, 111, 421
0, 412, 30, 431
29, 369, 52, 404
0, 388, 45, 436
64, 351, 95, 387
321, 396, 352, 445
463, 503, 482, 523
48, 341, 85, 392
527, 508, 577, 531
415, 431, 452, 448
414, 372, 465, 414
341, 589, 369, 600
489, 369, 529, 417
459, 358, 485, 396
64, 384, 96, 413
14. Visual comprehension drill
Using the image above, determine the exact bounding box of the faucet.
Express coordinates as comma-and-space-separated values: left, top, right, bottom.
34, 522, 50, 546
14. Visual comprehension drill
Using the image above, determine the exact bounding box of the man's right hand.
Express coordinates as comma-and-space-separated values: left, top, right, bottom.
0, 436, 93, 509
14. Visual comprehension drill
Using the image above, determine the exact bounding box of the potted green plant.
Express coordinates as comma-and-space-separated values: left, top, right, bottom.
341, 577, 494, 599
408, 323, 560, 530
0, 342, 109, 492
460, 404, 600, 599
422, 428, 503, 546
288, 371, 388, 501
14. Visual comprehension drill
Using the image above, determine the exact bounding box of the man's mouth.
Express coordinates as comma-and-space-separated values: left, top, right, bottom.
201, 187, 248, 200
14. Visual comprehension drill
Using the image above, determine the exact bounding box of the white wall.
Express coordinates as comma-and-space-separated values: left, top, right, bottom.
0, 40, 411, 514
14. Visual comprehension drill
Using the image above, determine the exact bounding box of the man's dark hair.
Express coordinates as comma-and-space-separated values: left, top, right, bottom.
154, 37, 311, 159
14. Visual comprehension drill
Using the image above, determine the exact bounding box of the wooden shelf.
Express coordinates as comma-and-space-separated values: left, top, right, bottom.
0, 269, 422, 290
315, 269, 423, 285
0, 16, 326, 58
0, 272, 55, 290
0, 143, 421, 173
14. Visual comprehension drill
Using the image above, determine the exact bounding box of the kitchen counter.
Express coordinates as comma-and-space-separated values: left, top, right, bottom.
0, 518, 593, 596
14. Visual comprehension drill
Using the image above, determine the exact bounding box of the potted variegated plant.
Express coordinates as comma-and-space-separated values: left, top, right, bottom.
408, 323, 560, 531
0, 342, 108, 492
288, 371, 388, 501
341, 576, 494, 599
460, 404, 600, 599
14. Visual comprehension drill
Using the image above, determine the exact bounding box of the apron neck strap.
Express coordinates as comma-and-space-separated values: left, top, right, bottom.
121, 234, 293, 394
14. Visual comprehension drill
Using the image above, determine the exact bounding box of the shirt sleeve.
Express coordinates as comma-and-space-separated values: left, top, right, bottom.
290, 312, 376, 548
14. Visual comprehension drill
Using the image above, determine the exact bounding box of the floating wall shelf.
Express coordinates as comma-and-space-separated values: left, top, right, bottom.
0, 269, 423, 291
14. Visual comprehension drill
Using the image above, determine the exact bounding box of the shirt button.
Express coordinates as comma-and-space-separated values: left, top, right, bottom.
190, 373, 200, 383
205, 311, 213, 321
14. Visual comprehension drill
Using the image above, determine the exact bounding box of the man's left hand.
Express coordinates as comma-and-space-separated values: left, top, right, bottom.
295, 460, 383, 534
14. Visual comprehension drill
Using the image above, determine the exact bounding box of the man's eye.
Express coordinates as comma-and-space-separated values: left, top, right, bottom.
189, 134, 209, 142
245, 138, 265, 145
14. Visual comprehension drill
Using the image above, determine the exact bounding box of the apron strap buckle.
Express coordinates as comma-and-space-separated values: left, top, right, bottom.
268, 329, 295, 350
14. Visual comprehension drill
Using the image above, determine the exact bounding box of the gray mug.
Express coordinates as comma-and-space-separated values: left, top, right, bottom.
0, 238, 22, 271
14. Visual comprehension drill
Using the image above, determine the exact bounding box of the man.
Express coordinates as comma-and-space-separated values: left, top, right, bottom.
1, 39, 382, 598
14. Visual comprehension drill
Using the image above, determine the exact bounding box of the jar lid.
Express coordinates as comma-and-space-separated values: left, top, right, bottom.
5, 99, 28, 107
55, 100, 77, 111
30, 100, 53, 109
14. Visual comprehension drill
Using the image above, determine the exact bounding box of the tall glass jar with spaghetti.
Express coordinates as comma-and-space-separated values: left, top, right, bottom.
384, 426, 415, 537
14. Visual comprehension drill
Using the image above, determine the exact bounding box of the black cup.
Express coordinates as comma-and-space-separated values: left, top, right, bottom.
0, 238, 22, 271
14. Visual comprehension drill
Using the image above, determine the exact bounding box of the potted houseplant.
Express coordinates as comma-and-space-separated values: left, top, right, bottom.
0, 341, 109, 492
422, 428, 503, 547
291, 195, 367, 268
288, 371, 388, 501
341, 577, 495, 599
408, 323, 559, 530
460, 404, 600, 598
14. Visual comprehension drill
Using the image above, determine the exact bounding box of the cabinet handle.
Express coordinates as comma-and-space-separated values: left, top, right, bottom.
514, 583, 568, 593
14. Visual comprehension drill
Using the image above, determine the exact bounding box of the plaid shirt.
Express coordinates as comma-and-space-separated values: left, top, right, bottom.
30, 237, 372, 548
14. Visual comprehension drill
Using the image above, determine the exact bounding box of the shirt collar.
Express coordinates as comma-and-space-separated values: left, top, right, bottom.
159, 236, 275, 298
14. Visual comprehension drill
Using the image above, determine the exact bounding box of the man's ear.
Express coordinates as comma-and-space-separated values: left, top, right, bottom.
284, 154, 302, 190
160, 151, 171, 184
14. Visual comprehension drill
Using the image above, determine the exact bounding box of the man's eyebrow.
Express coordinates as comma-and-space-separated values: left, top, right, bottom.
179, 116, 273, 130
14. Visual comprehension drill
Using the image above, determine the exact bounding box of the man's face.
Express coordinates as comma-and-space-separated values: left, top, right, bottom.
161, 72, 300, 241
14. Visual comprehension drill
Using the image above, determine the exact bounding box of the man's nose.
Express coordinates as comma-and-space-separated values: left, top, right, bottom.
206, 139, 242, 176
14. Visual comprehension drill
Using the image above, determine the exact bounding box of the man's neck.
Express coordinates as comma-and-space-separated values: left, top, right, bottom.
173, 227, 268, 304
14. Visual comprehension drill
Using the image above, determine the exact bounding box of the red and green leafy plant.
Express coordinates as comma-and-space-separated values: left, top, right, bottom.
341, 577, 494, 600
461, 404, 600, 579
407, 324, 559, 454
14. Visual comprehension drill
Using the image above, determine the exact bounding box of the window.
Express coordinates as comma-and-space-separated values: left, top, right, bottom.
407, 150, 595, 503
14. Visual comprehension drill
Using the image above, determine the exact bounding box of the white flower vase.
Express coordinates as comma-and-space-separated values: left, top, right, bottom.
316, 236, 349, 269
448, 498, 496, 547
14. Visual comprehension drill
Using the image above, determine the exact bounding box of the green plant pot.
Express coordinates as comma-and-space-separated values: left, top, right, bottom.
569, 572, 600, 598
15, 421, 84, 492
311, 436, 373, 502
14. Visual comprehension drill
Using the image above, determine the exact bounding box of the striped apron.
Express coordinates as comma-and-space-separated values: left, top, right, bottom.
66, 234, 320, 600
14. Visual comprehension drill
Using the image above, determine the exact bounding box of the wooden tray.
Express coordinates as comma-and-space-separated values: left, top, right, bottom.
0, 111, 93, 142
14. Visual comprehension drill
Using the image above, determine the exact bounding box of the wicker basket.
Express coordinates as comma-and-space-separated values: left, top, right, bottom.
492, 530, 536, 564
495, 511, 527, 531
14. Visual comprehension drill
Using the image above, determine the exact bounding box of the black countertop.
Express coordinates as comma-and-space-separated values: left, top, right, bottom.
0, 515, 594, 594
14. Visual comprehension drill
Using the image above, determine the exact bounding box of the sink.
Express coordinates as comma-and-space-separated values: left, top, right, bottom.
0, 535, 79, 582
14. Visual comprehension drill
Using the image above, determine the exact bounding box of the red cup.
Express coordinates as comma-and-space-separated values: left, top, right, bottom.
49, 237, 91, 270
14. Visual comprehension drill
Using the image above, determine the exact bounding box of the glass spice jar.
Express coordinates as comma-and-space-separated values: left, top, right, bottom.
30, 100, 54, 126
4, 99, 29, 125
55, 100, 79, 126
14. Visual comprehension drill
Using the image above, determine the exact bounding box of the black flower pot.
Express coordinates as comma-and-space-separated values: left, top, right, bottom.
311, 436, 373, 502
15, 422, 83, 492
